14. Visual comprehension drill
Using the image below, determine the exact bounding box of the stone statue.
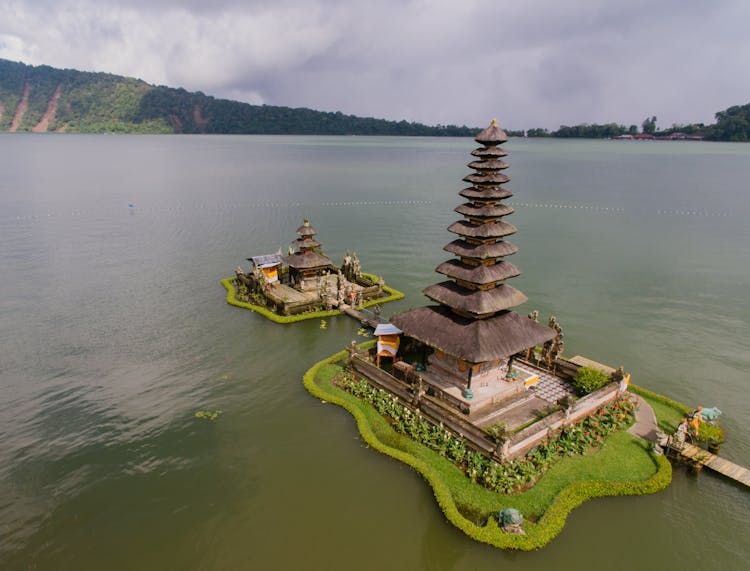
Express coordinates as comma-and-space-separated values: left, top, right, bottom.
342, 251, 353, 279
612, 366, 625, 383
499, 508, 525, 535
543, 316, 564, 369
674, 418, 689, 448
352, 252, 361, 278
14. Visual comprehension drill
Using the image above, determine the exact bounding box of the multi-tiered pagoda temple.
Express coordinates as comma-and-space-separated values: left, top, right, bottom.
392, 120, 555, 408
284, 219, 333, 291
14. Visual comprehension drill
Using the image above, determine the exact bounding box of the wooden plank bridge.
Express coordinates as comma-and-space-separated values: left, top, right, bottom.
677, 444, 750, 488
338, 304, 382, 328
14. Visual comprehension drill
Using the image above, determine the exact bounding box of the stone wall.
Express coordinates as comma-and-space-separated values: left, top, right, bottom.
349, 352, 626, 463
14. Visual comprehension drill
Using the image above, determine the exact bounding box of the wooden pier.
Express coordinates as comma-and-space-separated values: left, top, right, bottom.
338, 304, 382, 328
677, 444, 750, 488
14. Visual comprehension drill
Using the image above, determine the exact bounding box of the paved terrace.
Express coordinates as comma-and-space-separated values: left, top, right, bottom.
416, 360, 576, 430
265, 274, 354, 306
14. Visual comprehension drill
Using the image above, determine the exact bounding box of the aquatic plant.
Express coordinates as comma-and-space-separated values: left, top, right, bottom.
194, 410, 223, 421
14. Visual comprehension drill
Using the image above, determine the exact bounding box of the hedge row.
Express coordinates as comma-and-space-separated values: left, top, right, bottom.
629, 383, 691, 415
220, 274, 405, 324
303, 351, 672, 550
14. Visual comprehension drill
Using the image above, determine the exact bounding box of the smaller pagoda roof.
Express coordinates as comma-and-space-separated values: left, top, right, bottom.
248, 253, 284, 268
296, 219, 318, 237
455, 203, 514, 218
444, 239, 518, 259
435, 260, 521, 285
284, 251, 332, 270
474, 119, 508, 146
447, 220, 517, 239
463, 173, 510, 185
459, 187, 513, 200
424, 281, 528, 315
295, 237, 321, 249
374, 323, 402, 336
471, 147, 507, 158
391, 306, 555, 363
467, 159, 509, 171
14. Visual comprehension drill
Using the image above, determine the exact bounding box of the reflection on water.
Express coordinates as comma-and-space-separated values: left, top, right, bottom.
1, 134, 749, 569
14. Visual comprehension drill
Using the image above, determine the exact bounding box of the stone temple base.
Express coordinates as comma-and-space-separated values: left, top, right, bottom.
420, 355, 526, 414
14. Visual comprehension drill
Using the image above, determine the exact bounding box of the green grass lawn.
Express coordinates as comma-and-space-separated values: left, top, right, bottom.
629, 384, 691, 434
306, 356, 671, 550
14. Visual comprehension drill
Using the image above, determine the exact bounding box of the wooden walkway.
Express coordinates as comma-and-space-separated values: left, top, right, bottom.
679, 444, 750, 487
338, 304, 382, 328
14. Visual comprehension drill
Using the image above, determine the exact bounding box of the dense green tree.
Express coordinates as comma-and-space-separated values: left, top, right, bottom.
709, 103, 750, 141
526, 128, 550, 137
0, 59, 477, 136
553, 123, 628, 138
642, 115, 657, 134
3, 58, 749, 142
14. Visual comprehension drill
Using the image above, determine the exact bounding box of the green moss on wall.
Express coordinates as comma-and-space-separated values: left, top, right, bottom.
221, 277, 404, 324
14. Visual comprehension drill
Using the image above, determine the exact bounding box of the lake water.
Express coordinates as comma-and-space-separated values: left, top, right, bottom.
1, 134, 749, 569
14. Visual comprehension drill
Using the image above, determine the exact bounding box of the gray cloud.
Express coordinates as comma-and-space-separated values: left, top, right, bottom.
1, 0, 748, 129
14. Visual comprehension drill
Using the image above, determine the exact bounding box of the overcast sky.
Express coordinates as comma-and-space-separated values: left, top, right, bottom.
1, 0, 748, 130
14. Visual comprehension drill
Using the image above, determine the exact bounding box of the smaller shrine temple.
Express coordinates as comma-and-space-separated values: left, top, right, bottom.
284, 220, 333, 291
233, 219, 391, 317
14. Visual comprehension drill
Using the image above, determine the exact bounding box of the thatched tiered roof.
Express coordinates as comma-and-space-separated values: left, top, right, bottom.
296, 219, 318, 237
284, 219, 332, 271
435, 260, 521, 284
391, 119, 555, 362
391, 306, 555, 364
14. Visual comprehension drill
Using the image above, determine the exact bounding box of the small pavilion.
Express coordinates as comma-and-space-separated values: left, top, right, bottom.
391, 120, 555, 411
248, 253, 284, 286
374, 323, 402, 368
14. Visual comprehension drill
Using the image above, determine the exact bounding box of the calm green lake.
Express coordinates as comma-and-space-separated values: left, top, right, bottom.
1, 134, 749, 569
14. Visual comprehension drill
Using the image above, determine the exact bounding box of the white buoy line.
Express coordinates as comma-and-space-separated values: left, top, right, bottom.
4, 200, 733, 224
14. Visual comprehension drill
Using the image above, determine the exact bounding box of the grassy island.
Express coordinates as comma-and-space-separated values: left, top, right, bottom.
303, 348, 674, 550
221, 273, 405, 324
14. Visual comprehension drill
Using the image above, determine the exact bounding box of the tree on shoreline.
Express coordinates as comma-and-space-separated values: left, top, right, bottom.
642, 115, 658, 134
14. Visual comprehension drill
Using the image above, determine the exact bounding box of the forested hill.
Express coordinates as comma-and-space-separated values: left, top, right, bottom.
0, 59, 476, 136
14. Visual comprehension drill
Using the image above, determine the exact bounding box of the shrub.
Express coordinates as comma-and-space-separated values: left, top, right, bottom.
573, 366, 610, 394
697, 422, 725, 445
